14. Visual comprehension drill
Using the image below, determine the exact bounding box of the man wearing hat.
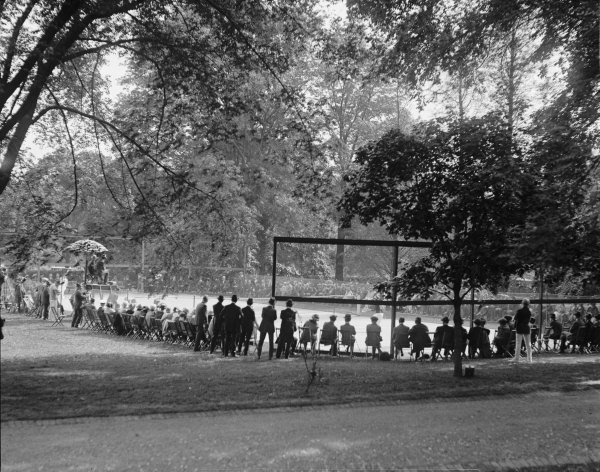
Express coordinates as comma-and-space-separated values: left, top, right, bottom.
238, 298, 258, 356
320, 314, 339, 356
408, 317, 431, 360
70, 283, 85, 328
257, 298, 277, 360
366, 315, 383, 359
41, 278, 51, 320
193, 295, 209, 352
209, 295, 225, 354
340, 314, 356, 357
392, 317, 409, 359
431, 316, 454, 360
221, 295, 242, 357
276, 299, 296, 359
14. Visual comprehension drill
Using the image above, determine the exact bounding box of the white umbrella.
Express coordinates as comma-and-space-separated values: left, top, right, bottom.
63, 239, 109, 284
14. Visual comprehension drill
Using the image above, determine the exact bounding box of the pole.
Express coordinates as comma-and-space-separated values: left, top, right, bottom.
271, 240, 277, 299
539, 268, 544, 349
140, 240, 145, 292
390, 246, 399, 352
470, 287, 475, 329
84, 255, 88, 286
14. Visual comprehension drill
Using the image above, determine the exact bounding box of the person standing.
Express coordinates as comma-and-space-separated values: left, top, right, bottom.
193, 295, 209, 352
14, 277, 25, 313
41, 279, 51, 320
276, 299, 296, 359
257, 298, 277, 360
49, 280, 60, 317
512, 298, 533, 363
209, 295, 225, 354
238, 298, 258, 356
70, 283, 85, 328
221, 295, 242, 357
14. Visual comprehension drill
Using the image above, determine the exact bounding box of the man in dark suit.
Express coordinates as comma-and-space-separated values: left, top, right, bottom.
221, 295, 242, 357
257, 298, 277, 360
431, 316, 454, 360
70, 283, 85, 327
408, 317, 431, 360
209, 295, 224, 354
237, 298, 257, 356
193, 295, 208, 352
276, 299, 296, 359
41, 279, 51, 320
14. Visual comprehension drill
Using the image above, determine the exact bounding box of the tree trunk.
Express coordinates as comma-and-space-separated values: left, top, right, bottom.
452, 297, 463, 377
0, 107, 34, 194
335, 223, 347, 281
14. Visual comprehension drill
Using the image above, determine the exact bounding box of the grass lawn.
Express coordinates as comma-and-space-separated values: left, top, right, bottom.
1, 313, 599, 422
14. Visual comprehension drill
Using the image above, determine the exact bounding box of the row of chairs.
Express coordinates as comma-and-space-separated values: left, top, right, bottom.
79, 308, 205, 349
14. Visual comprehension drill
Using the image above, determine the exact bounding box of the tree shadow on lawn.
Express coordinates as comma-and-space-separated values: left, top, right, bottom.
2, 347, 598, 422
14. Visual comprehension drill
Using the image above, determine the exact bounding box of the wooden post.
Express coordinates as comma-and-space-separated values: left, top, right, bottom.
271, 241, 277, 299
539, 268, 544, 348
140, 240, 145, 292
390, 245, 399, 352
470, 288, 475, 329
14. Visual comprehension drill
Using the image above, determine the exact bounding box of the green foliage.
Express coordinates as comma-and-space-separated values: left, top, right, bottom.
340, 115, 528, 301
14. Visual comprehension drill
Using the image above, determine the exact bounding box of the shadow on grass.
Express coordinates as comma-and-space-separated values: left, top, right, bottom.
2, 349, 599, 422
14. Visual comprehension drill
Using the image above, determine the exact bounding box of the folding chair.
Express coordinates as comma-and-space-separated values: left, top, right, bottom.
432, 328, 454, 361
318, 329, 339, 357
339, 330, 356, 358
50, 306, 65, 327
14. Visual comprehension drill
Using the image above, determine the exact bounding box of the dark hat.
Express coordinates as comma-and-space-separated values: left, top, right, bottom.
231, 294, 238, 303
344, 314, 352, 321
268, 297, 275, 305
474, 318, 482, 326
498, 318, 507, 325
441, 316, 449, 323
312, 314, 319, 321
371, 315, 379, 322
286, 299, 293, 307
504, 315, 512, 322
247, 298, 253, 305
330, 314, 337, 320
218, 295, 224, 302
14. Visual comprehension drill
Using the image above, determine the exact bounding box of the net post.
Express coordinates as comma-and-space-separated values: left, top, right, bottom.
390, 245, 399, 352
271, 239, 277, 299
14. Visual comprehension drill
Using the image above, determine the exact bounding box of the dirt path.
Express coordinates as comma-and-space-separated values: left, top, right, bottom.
2, 390, 599, 471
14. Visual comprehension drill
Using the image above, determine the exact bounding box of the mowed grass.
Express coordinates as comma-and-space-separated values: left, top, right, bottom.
1, 313, 599, 422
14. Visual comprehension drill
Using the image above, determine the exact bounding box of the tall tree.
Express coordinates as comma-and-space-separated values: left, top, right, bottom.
340, 115, 527, 376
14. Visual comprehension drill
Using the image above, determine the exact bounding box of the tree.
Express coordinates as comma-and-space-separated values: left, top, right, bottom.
340, 115, 528, 376
0, 0, 321, 195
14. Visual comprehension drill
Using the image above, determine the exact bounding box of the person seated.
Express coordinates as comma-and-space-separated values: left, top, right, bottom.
479, 319, 492, 358
543, 313, 563, 351
431, 316, 454, 360
339, 314, 357, 357
592, 314, 600, 352
493, 318, 512, 357
320, 315, 339, 356
408, 317, 431, 360
528, 317, 539, 352
366, 315, 383, 359
392, 317, 410, 359
468, 318, 485, 358
299, 314, 319, 355
564, 312, 585, 353
504, 315, 515, 331
125, 304, 135, 315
